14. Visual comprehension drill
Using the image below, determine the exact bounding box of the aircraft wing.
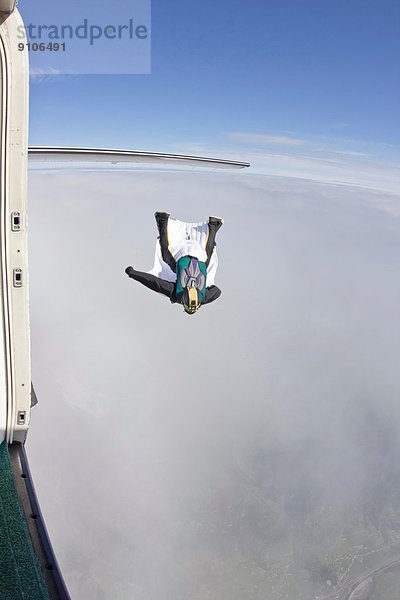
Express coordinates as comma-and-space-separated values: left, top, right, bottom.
28, 146, 250, 170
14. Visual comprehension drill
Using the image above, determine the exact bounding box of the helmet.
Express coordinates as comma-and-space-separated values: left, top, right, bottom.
182, 285, 201, 315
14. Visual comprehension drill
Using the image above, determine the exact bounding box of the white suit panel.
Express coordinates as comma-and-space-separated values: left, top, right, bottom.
148, 217, 218, 287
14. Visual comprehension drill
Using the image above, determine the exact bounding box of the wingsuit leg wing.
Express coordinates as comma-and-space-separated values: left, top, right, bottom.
154, 212, 176, 273
205, 216, 223, 266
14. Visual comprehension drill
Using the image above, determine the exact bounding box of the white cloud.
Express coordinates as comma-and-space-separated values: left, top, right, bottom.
29, 66, 80, 84
332, 149, 374, 158
26, 170, 400, 599
227, 131, 307, 146
29, 66, 62, 75
169, 141, 400, 195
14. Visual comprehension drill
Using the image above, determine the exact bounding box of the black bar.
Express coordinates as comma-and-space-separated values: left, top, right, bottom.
9, 443, 71, 600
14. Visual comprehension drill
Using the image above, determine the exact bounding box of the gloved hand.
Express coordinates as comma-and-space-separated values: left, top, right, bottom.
125, 266, 134, 276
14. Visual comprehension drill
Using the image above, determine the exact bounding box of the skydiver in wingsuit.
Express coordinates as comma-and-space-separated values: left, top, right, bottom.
125, 212, 223, 315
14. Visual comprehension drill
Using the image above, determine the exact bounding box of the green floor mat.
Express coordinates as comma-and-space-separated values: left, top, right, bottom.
0, 441, 49, 600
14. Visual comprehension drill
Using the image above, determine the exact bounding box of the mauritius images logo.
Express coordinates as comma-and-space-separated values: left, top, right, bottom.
16, 0, 151, 76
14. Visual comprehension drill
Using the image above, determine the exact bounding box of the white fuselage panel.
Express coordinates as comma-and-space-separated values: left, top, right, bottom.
0, 10, 30, 444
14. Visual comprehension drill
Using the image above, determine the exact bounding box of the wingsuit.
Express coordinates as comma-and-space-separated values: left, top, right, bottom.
125, 212, 223, 314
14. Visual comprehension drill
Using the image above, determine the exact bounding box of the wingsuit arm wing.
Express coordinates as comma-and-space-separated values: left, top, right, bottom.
125, 266, 174, 298
202, 285, 222, 305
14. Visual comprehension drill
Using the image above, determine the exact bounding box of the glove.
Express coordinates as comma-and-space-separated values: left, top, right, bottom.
125, 266, 134, 276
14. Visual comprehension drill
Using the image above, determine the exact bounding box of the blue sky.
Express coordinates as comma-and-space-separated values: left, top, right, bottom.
18, 0, 400, 185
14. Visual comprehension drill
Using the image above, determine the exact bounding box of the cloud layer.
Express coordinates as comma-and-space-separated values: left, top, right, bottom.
26, 170, 400, 599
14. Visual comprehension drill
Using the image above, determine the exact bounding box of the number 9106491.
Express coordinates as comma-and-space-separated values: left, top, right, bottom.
18, 42, 66, 52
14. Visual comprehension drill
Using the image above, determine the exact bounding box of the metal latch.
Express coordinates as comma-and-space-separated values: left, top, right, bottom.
17, 411, 26, 426
11, 212, 22, 231
13, 269, 23, 287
